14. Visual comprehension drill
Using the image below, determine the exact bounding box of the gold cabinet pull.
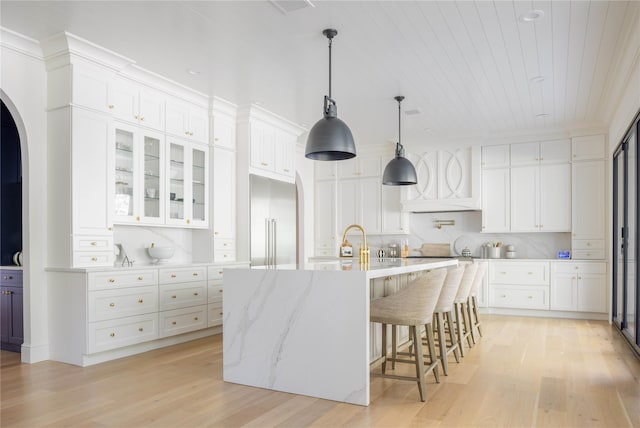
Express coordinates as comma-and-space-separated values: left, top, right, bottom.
108, 278, 116, 283
134, 115, 139, 120
194, 317, 199, 321
218, 289, 223, 293
223, 243, 228, 247
140, 117, 145, 121
528, 272, 533, 275
136, 216, 140, 221
109, 302, 115, 307
223, 254, 228, 258
137, 276, 143, 280
587, 242, 591, 246
108, 105, 114, 110
192, 272, 198, 276
91, 257, 98, 262
528, 296, 533, 299
170, 274, 177, 278
185, 131, 189, 136
261, 162, 268, 166
219, 312, 223, 316
110, 332, 115, 337
186, 219, 191, 225
214, 137, 219, 141
214, 231, 219, 235
193, 292, 198, 296
501, 294, 507, 298
171, 295, 177, 299
284, 168, 290, 173
172, 321, 177, 325
218, 271, 223, 275
189, 132, 194, 136
90, 241, 97, 246
138, 298, 143, 303
138, 327, 144, 332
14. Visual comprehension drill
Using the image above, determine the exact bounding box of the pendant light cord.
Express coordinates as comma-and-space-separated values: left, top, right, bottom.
328, 37, 332, 100
398, 98, 401, 148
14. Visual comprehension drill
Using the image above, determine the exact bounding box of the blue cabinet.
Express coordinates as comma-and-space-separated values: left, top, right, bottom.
1, 269, 23, 352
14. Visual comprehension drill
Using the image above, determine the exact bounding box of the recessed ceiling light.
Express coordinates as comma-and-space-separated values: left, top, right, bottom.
535, 113, 549, 118
519, 9, 545, 22
529, 76, 545, 83
186, 69, 201, 76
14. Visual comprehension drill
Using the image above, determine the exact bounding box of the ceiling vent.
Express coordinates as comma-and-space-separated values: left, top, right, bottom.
270, 0, 314, 14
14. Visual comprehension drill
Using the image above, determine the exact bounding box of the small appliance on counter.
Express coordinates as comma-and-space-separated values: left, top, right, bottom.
505, 245, 517, 259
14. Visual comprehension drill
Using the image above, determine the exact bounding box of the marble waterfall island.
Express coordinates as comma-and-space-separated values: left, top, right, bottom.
223, 258, 458, 406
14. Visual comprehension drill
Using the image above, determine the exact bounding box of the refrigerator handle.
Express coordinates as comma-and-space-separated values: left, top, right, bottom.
272, 219, 277, 265
265, 218, 270, 266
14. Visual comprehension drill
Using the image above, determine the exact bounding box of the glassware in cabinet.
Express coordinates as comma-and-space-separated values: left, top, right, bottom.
114, 129, 135, 218
169, 143, 185, 221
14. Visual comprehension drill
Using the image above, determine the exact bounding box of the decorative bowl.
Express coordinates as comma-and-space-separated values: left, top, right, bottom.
147, 246, 175, 263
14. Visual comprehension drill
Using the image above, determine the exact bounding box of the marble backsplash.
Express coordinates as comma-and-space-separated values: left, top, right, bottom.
365, 211, 571, 259
112, 225, 192, 266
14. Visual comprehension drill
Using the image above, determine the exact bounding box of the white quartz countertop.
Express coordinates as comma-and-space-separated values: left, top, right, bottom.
45, 261, 250, 273
253, 257, 459, 279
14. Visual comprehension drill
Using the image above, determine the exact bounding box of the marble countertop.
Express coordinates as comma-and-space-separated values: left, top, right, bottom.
253, 257, 459, 280
45, 260, 250, 273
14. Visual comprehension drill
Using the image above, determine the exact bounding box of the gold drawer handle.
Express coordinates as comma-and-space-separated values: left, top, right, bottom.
90, 241, 97, 246
192, 272, 199, 276
137, 276, 143, 281
193, 292, 199, 296
91, 257, 98, 262
194, 317, 199, 321
501, 272, 507, 274
218, 289, 223, 293
528, 272, 533, 275
108, 105, 114, 109
138, 327, 144, 332
172, 295, 177, 299
224, 255, 228, 258
223, 243, 228, 247
186, 219, 191, 225
136, 216, 140, 221
501, 294, 507, 298
172, 321, 177, 325
140, 117, 145, 121
284, 168, 290, 173
110, 332, 115, 337
185, 131, 189, 136
219, 271, 223, 275
261, 162, 268, 166
219, 312, 223, 316
138, 299, 143, 303
587, 242, 591, 246
214, 232, 219, 235
109, 303, 115, 307
214, 137, 219, 141
134, 115, 139, 120
109, 278, 116, 283
170, 274, 177, 278
528, 296, 533, 299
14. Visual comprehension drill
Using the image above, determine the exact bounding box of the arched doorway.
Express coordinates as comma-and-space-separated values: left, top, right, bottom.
1, 99, 24, 353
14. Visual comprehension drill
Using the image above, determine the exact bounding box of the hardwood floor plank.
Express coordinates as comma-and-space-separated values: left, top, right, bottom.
1, 315, 639, 427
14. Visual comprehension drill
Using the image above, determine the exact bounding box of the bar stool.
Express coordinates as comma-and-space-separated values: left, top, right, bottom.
432, 265, 465, 376
467, 261, 487, 344
370, 268, 447, 402
453, 263, 477, 357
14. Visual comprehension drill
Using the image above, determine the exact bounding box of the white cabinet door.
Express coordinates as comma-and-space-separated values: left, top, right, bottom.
189, 144, 209, 227
572, 161, 605, 240
110, 79, 138, 124
550, 273, 577, 311
572, 135, 605, 161
249, 121, 275, 172
577, 273, 606, 312
540, 139, 571, 164
481, 168, 510, 232
539, 163, 571, 232
510, 142, 539, 166
138, 88, 165, 131
212, 114, 236, 150
315, 162, 337, 180
314, 180, 337, 255
73, 64, 112, 114
381, 185, 408, 234
360, 177, 381, 234
481, 145, 510, 168
338, 155, 380, 179
166, 100, 208, 143
72, 107, 112, 235
510, 166, 538, 232
338, 180, 359, 231
213, 147, 235, 240
275, 131, 295, 179
188, 106, 209, 144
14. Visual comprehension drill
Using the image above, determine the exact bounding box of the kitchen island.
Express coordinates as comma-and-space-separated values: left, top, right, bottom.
223, 257, 457, 406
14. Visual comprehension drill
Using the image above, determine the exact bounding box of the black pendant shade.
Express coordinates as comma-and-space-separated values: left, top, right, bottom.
305, 29, 356, 161
382, 96, 417, 186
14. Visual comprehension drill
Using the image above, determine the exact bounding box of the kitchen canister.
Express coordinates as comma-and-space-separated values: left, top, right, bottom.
461, 246, 471, 258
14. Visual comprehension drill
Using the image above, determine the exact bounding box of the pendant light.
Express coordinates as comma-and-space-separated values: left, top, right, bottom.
305, 29, 356, 161
382, 96, 418, 185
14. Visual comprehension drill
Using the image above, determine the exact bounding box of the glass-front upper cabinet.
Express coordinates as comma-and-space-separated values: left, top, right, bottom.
166, 138, 209, 228
114, 122, 165, 225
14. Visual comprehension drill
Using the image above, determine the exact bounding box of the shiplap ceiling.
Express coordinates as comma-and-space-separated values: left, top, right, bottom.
1, 1, 638, 147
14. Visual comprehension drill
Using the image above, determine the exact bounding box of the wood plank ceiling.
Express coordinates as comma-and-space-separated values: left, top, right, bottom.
1, 1, 638, 146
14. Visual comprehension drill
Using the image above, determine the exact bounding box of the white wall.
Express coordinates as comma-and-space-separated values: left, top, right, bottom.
0, 28, 49, 363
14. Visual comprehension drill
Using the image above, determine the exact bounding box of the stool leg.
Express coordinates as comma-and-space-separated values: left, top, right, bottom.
411, 325, 426, 402
434, 312, 448, 376
463, 301, 474, 348
446, 311, 460, 363
466, 297, 477, 345
455, 302, 466, 357
425, 322, 440, 383
381, 323, 387, 374
472, 295, 483, 337
391, 325, 397, 370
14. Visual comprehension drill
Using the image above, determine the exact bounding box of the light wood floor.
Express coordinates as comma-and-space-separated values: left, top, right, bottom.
2, 315, 639, 427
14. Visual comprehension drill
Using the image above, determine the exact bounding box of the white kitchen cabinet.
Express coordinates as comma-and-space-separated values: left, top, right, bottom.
166, 138, 209, 228
314, 180, 337, 256
481, 168, 510, 233
212, 147, 236, 242
481, 144, 510, 168
275, 131, 296, 179
113, 122, 165, 225
72, 63, 113, 114
110, 77, 165, 131
381, 185, 409, 234
248, 120, 298, 182
510, 142, 540, 166
488, 261, 550, 310
402, 147, 481, 212
315, 162, 337, 180
572, 135, 605, 161
166, 99, 208, 143
550, 262, 606, 312
511, 163, 571, 232
510, 139, 571, 166
212, 114, 235, 150
338, 155, 381, 179
572, 160, 605, 258
338, 177, 381, 236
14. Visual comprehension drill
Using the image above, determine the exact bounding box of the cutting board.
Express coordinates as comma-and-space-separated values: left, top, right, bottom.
414, 243, 451, 257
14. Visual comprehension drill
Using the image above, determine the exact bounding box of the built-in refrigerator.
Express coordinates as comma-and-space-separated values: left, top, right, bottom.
249, 174, 297, 266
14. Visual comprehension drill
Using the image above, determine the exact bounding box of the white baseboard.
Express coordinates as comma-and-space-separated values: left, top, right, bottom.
478, 307, 608, 321
20, 342, 50, 363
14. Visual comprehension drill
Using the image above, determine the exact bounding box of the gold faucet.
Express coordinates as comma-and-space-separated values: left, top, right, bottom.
341, 224, 370, 263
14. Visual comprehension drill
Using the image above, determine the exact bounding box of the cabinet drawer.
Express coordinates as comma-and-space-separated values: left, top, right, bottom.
88, 285, 158, 322
490, 262, 549, 285
208, 302, 223, 327
0, 270, 23, 286
214, 239, 235, 251
159, 281, 207, 311
208, 266, 225, 280
73, 235, 113, 251
88, 313, 158, 353
159, 267, 207, 283
552, 262, 606, 275
214, 250, 236, 262
572, 250, 605, 260
159, 305, 207, 337
572, 240, 604, 250
208, 282, 223, 304
490, 286, 549, 310
73, 252, 114, 268
88, 269, 158, 291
